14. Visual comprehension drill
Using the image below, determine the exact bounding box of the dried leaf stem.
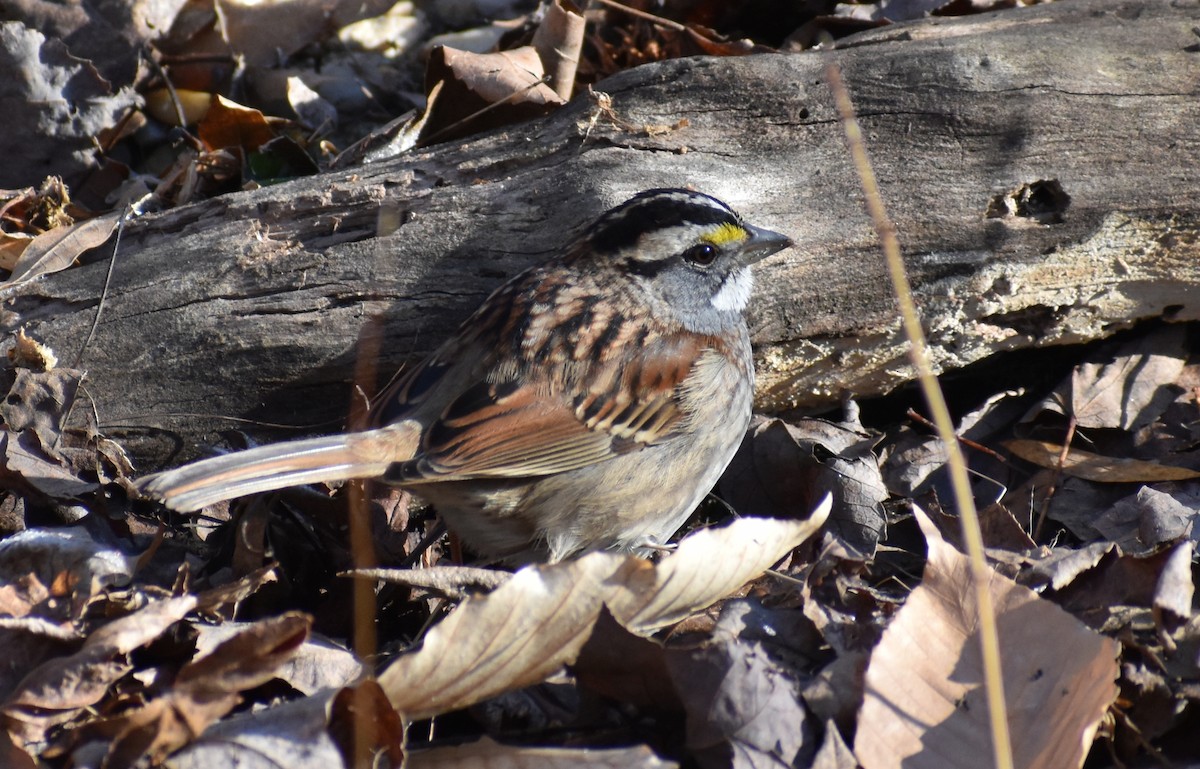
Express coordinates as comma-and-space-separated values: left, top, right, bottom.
825, 60, 1015, 769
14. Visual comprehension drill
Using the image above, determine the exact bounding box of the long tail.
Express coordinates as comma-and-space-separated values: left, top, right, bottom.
136, 422, 420, 512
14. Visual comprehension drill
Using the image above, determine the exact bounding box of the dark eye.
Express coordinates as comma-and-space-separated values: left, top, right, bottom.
684, 243, 718, 266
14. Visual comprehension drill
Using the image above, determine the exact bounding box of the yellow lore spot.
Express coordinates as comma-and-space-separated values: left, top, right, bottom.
701, 222, 748, 246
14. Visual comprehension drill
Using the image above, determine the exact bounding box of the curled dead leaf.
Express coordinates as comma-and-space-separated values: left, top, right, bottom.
531, 0, 586, 101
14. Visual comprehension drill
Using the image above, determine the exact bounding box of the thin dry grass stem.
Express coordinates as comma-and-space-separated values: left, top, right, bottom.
825, 61, 1015, 769
55, 212, 128, 451
349, 316, 384, 766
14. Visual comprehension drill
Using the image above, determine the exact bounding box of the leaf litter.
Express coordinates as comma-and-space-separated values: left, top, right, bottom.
4, 0, 1200, 766
0, 281, 1199, 768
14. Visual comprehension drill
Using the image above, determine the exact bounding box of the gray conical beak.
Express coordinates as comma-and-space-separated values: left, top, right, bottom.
741, 224, 793, 264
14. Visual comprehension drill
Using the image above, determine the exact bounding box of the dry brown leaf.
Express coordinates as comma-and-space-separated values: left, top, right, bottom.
811, 721, 857, 769
1, 432, 98, 498
286, 75, 338, 131
665, 600, 815, 767
1005, 439, 1200, 482
408, 736, 677, 768
0, 25, 140, 187
98, 612, 312, 766
197, 96, 277, 153
573, 609, 676, 709
0, 231, 32, 272
379, 513, 828, 719
1, 367, 81, 455
191, 623, 364, 694
327, 680, 406, 768
7, 328, 57, 371
1092, 486, 1197, 555
2, 595, 197, 746
0, 728, 36, 769
348, 564, 510, 598
194, 565, 278, 614
683, 24, 756, 56
332, 80, 443, 166
420, 46, 565, 145
1018, 542, 1114, 593
143, 88, 214, 127
4, 213, 119, 287
855, 506, 1120, 769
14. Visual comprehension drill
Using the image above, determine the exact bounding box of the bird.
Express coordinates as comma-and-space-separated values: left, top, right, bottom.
137, 189, 793, 563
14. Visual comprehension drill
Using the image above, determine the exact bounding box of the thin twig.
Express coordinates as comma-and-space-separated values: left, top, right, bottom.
1032, 415, 1076, 540
74, 209, 128, 369
595, 0, 688, 32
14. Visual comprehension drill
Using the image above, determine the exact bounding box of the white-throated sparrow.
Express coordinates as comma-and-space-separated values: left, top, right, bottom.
137, 189, 792, 562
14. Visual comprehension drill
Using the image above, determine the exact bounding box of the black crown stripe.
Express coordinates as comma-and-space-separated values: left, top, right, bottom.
588, 189, 740, 254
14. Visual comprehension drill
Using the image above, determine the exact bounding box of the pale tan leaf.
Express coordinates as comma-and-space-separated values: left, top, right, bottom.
608, 502, 831, 636
5, 213, 119, 286
7, 328, 57, 371
379, 551, 619, 719
409, 736, 678, 769
379, 515, 827, 719
855, 506, 1120, 769
1004, 439, 1200, 482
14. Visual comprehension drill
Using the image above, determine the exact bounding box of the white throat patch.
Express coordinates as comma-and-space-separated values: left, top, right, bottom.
710, 268, 753, 312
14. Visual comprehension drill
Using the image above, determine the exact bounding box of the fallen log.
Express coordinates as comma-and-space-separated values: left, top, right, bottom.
7, 0, 1199, 468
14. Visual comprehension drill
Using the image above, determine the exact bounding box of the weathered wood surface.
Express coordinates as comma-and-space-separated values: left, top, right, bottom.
6, 0, 1200, 468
